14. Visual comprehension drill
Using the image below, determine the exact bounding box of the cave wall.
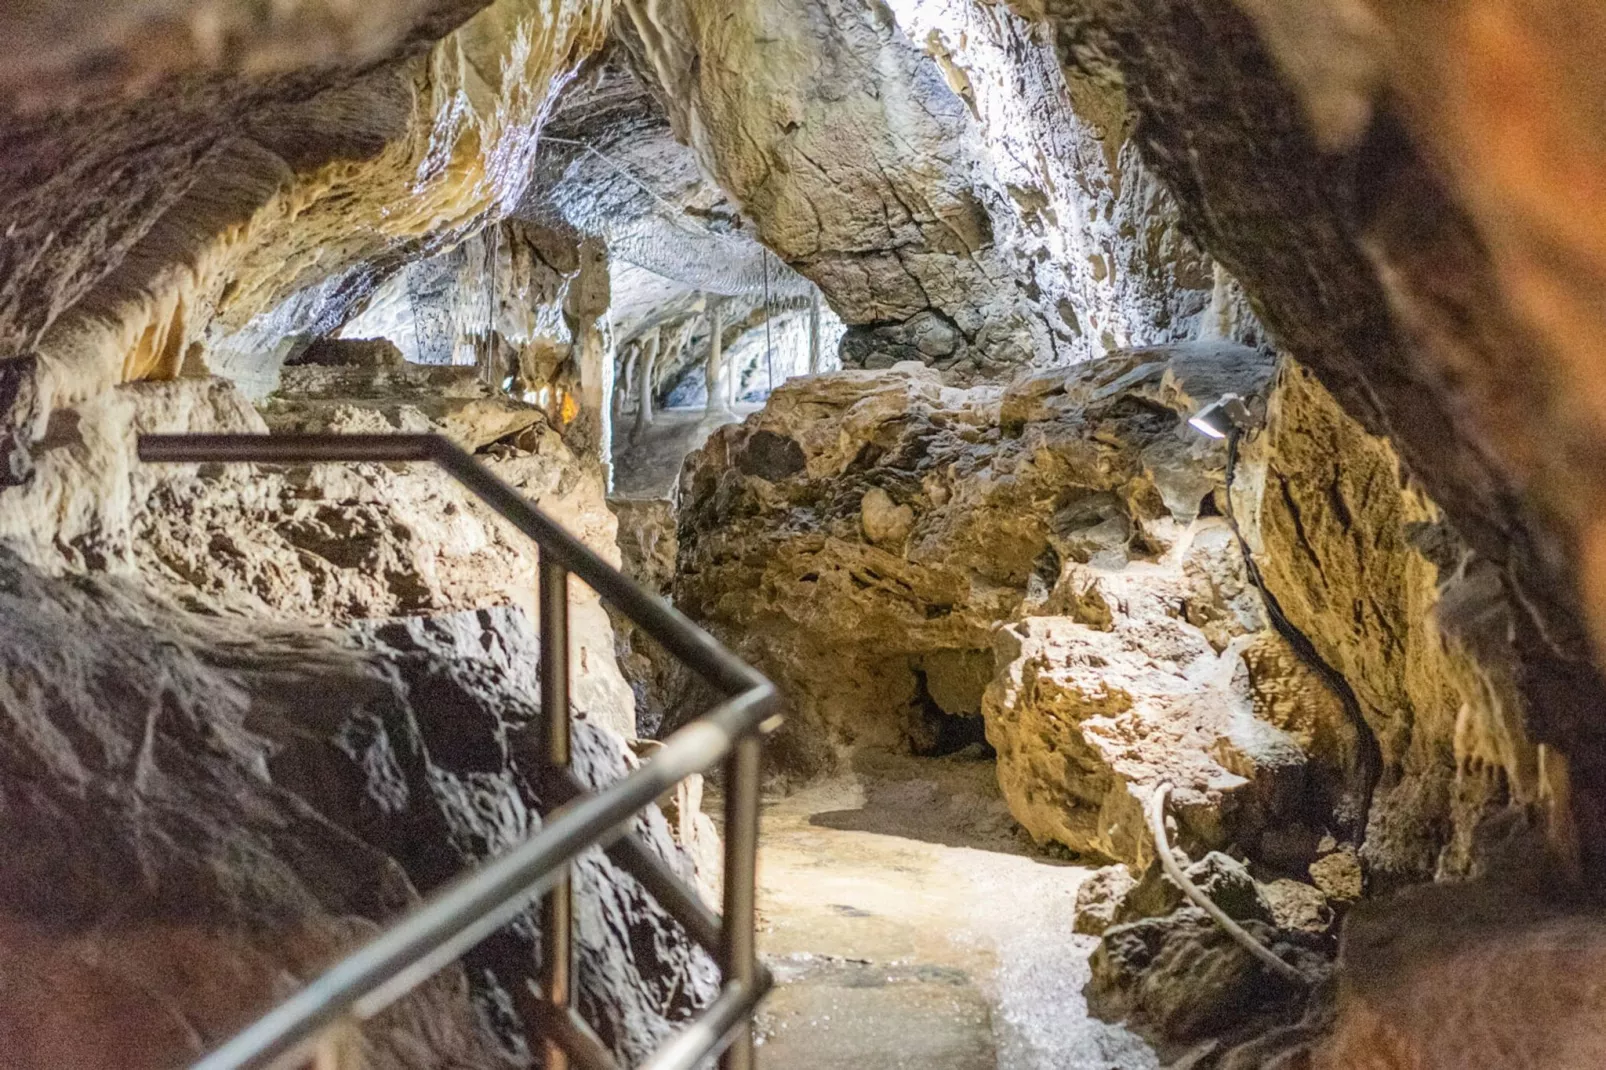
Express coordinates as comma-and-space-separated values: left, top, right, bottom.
0, 0, 608, 421
998, 0, 1606, 868
0, 547, 711, 1066
676, 343, 1571, 894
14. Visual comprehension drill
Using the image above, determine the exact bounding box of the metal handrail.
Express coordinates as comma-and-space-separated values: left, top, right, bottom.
137, 433, 781, 1070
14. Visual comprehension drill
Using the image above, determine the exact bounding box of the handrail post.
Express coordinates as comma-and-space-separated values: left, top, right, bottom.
539, 557, 574, 1070
136, 434, 781, 1070
719, 733, 763, 1070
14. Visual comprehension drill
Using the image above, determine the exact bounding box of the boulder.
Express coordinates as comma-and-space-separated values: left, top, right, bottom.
1088, 907, 1315, 1044
1074, 865, 1139, 936
1113, 853, 1275, 928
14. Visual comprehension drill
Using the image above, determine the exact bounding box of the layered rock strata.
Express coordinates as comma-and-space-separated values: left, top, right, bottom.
0, 347, 634, 736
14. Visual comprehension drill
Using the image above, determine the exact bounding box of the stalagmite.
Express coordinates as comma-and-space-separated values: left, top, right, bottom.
633, 327, 661, 442
703, 297, 730, 418
616, 342, 639, 420
807, 291, 823, 375
566, 237, 614, 480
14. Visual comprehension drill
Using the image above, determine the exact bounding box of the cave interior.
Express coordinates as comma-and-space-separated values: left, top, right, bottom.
4, 0, 1606, 1067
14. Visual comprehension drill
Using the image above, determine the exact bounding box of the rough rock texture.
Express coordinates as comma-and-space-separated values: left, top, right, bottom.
0, 0, 608, 417
0, 369, 635, 737
1083, 849, 1343, 1058
0, 545, 713, 1067
678, 346, 1360, 861
1088, 907, 1317, 1045
1235, 362, 1574, 889
877, 0, 1235, 356
1074, 864, 1140, 937
1321, 881, 1606, 1069
617, 0, 1255, 377
1003, 0, 1606, 874
1113, 852, 1275, 929
620, 0, 1050, 374
679, 342, 1567, 890
266, 339, 547, 451
607, 496, 694, 738
0, 0, 487, 114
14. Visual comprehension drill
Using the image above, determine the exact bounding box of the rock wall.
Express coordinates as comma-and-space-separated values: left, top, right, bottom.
878, 0, 1228, 356
999, 0, 1606, 872
1, 0, 607, 418
0, 351, 634, 736
1235, 361, 1574, 888
621, 0, 1052, 375
0, 545, 712, 1067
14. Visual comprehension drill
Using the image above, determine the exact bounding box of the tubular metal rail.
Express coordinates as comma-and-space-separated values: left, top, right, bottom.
137, 433, 782, 1070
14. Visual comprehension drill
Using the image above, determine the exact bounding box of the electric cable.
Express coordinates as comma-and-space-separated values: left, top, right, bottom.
1147, 782, 1308, 986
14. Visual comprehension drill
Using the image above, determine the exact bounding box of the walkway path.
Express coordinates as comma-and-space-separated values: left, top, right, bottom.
611, 405, 759, 500
749, 752, 1160, 1070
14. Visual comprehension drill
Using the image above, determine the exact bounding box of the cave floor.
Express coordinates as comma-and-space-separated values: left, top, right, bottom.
747, 751, 1159, 1070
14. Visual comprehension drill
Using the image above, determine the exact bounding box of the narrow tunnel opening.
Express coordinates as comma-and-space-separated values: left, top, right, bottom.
909, 667, 994, 759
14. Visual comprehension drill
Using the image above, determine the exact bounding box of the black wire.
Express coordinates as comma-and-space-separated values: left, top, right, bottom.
1223, 428, 1382, 846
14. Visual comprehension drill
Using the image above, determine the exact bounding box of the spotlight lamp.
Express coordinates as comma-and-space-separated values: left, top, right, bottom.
1188, 393, 1253, 440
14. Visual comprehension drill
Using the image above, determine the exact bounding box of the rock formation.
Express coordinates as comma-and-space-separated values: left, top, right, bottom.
0, 545, 712, 1067
677, 348, 1361, 869
677, 342, 1587, 1057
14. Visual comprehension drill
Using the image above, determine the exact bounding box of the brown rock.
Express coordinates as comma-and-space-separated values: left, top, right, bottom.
1074, 865, 1139, 936
1322, 881, 1606, 1069
860, 487, 915, 548
1260, 879, 1335, 936
0, 544, 714, 1066
1309, 847, 1365, 904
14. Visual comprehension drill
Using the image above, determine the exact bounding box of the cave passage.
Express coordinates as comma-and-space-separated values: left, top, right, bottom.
8, 0, 1606, 1067
747, 753, 1157, 1070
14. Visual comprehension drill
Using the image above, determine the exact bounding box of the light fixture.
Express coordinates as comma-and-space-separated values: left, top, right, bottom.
1188, 393, 1253, 439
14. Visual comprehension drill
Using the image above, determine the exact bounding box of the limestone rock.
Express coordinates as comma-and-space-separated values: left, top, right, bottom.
0, 0, 487, 113
1012, 0, 1606, 877
1089, 907, 1312, 1043
860, 487, 914, 548
1323, 881, 1606, 1069
0, 544, 712, 1066
608, 497, 694, 738
1309, 846, 1364, 905
677, 345, 1371, 861
1260, 879, 1335, 936
1113, 853, 1275, 928
1, 0, 608, 413
266, 346, 547, 451
1074, 865, 1139, 936
0, 372, 635, 737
